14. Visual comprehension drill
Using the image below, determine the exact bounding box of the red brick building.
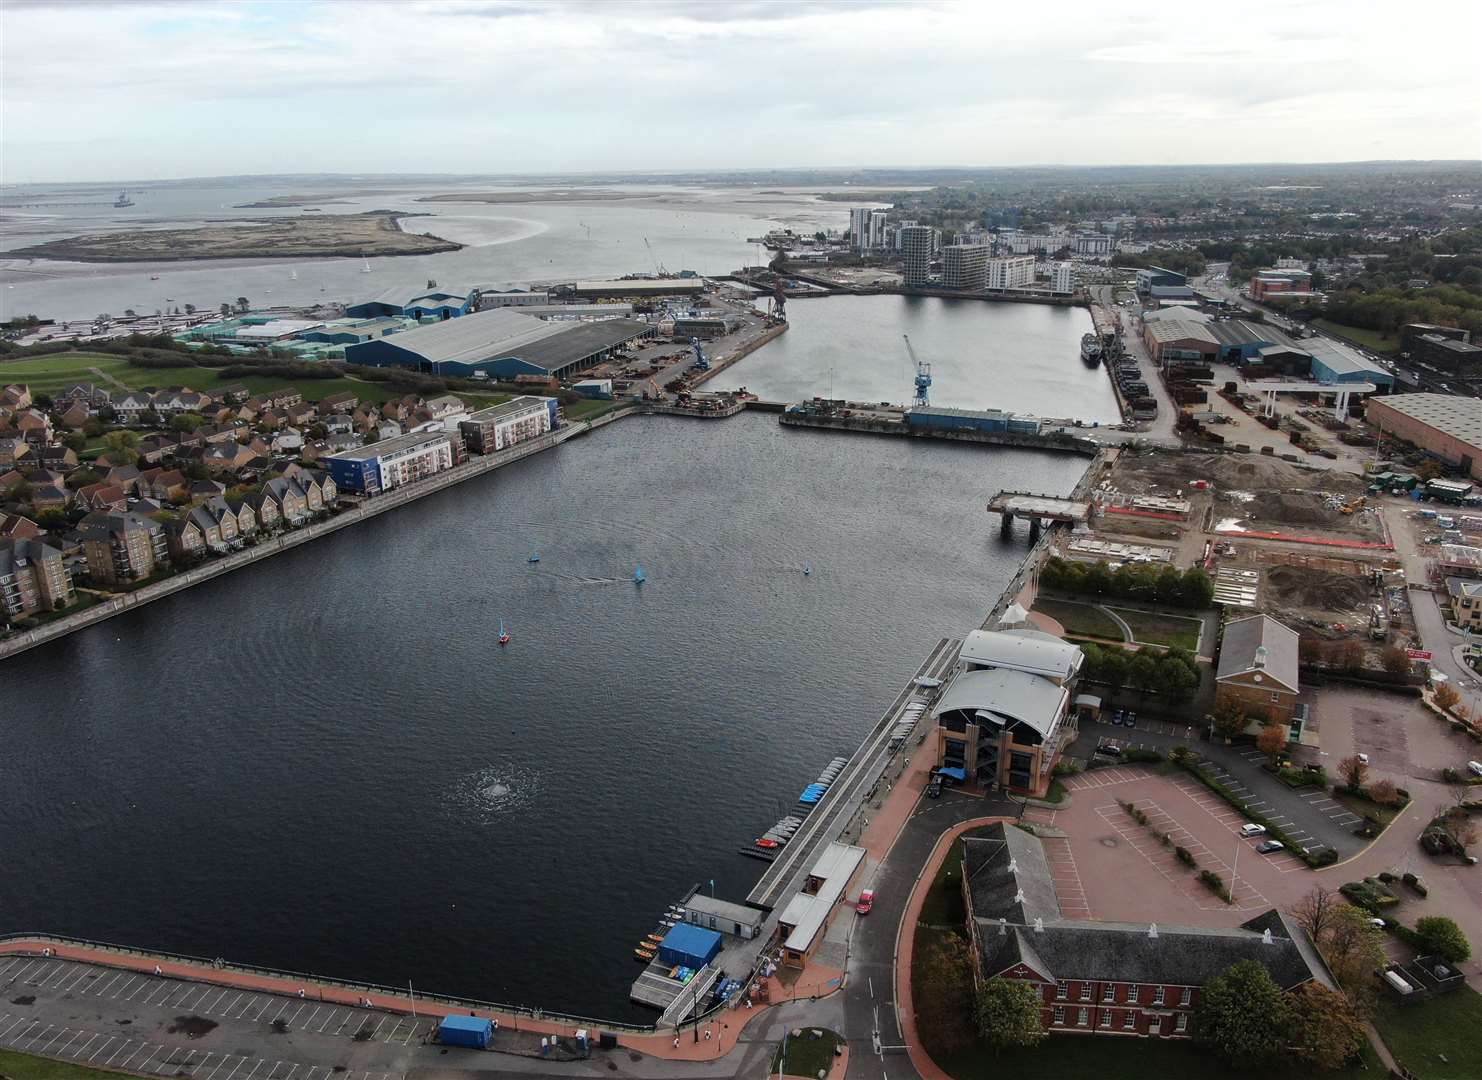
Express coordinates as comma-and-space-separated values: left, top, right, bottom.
962, 825, 1333, 1039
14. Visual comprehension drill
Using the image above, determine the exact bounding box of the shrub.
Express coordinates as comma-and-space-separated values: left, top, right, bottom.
1415, 916, 1471, 963
1175, 846, 1197, 867
1120, 747, 1165, 765
1367, 779, 1401, 807
1197, 869, 1232, 903
1052, 760, 1081, 777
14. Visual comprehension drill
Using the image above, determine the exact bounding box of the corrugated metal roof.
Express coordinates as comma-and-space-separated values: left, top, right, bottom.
1371, 394, 1482, 446
357, 308, 568, 366
933, 667, 1069, 740
959, 629, 1082, 680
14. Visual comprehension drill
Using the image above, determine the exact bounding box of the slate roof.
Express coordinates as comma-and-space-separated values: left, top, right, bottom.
963, 826, 1061, 928
1216, 613, 1300, 693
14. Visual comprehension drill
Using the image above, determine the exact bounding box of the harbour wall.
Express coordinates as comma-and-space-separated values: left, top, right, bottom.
777, 411, 1100, 456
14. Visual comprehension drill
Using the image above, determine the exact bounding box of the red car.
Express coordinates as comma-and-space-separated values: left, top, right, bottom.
855, 889, 875, 915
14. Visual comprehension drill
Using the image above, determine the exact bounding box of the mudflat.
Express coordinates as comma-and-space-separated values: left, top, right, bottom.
9, 210, 461, 262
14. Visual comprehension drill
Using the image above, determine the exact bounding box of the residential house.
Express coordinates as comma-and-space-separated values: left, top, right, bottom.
199, 441, 258, 475
59, 402, 91, 430
272, 427, 305, 455
76, 482, 129, 512
0, 438, 30, 467
258, 388, 303, 410
109, 391, 154, 424
1445, 577, 1482, 631
138, 468, 188, 503
55, 383, 110, 413
0, 514, 43, 540
422, 394, 467, 421
0, 468, 24, 493
376, 420, 403, 440
29, 484, 69, 512
199, 423, 242, 445
1215, 614, 1301, 727
317, 391, 359, 414
961, 823, 1334, 1040
151, 388, 211, 415
246, 489, 281, 532
37, 446, 79, 472
104, 463, 142, 490
285, 402, 317, 425
188, 479, 226, 501
12, 408, 52, 440
79, 511, 167, 585
323, 413, 353, 435
0, 384, 31, 410
0, 536, 73, 620
257, 409, 286, 431
261, 476, 308, 524
164, 515, 208, 560
225, 497, 258, 537
136, 434, 179, 464
215, 383, 250, 404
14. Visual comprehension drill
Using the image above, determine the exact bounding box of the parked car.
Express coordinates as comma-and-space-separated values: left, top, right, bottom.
856, 889, 875, 915
1467, 760, 1482, 778
1255, 840, 1285, 854
1111, 708, 1125, 725
1357, 753, 1370, 765
1124, 712, 1137, 729
1239, 823, 1267, 838
927, 779, 942, 799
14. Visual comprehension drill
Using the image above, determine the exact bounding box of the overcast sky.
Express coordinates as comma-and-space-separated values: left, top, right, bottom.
3, 0, 1479, 184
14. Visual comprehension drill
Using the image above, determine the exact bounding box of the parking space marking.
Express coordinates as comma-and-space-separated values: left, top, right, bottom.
219, 992, 244, 1016
270, 1000, 292, 1024
59, 967, 93, 992
143, 981, 176, 1006
104, 1038, 137, 1065
234, 995, 262, 1020
315, 1009, 340, 1033
111, 976, 143, 999
54, 1029, 87, 1058
196, 1052, 220, 1077
24, 1026, 57, 1051
299, 1006, 322, 1030
132, 1043, 163, 1072
383, 1019, 405, 1043
13, 961, 47, 984
286, 1004, 307, 1027
207, 1052, 241, 1080
9, 1021, 43, 1046
96, 972, 127, 997
244, 1058, 266, 1080
40, 1026, 70, 1053
202, 988, 229, 1013
39, 965, 73, 989
126, 977, 158, 1001
88, 1035, 121, 1061
170, 1050, 200, 1077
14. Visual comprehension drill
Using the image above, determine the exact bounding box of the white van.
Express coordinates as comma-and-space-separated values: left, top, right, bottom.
1468, 760, 1482, 778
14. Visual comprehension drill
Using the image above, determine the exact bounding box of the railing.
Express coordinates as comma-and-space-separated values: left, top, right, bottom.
0, 931, 663, 1034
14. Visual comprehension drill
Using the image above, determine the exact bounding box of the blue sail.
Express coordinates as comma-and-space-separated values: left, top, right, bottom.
634, 565, 646, 584
528, 552, 540, 563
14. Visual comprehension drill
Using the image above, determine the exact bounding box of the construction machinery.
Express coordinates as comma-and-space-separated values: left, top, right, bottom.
903, 334, 931, 407
1341, 496, 1368, 515
690, 337, 710, 372
768, 275, 787, 322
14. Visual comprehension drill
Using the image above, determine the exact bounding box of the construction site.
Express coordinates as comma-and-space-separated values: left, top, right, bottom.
1050, 449, 1412, 659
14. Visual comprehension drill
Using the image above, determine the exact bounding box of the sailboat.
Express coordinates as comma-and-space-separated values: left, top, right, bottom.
803, 564, 811, 576
361, 257, 372, 273
633, 566, 646, 586
290, 268, 299, 281
498, 619, 511, 646
528, 552, 540, 564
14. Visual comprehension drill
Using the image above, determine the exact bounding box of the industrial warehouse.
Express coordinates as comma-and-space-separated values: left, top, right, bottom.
344, 307, 653, 380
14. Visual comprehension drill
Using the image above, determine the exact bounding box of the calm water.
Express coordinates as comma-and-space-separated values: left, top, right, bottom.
0, 414, 1087, 1020
715, 295, 1119, 423
0, 180, 849, 322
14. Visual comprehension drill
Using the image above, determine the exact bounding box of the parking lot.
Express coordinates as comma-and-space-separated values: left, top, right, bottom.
1028, 767, 1320, 928
0, 956, 439, 1080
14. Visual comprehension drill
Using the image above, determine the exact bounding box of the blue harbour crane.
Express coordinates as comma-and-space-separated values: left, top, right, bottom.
904, 334, 931, 407
690, 336, 710, 371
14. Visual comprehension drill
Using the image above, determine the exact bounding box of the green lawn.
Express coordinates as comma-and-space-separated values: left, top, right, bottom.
918, 825, 1012, 926
1312, 319, 1400, 354
0, 353, 135, 394
1373, 985, 1482, 1080
929, 1032, 1380, 1080
1032, 598, 1125, 641
773, 1027, 841, 1077
1109, 607, 1203, 651
0, 1048, 126, 1080
562, 397, 617, 420
1331, 788, 1402, 828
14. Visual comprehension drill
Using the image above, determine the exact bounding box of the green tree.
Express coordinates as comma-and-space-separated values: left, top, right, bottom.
916, 935, 977, 1055
1256, 722, 1288, 761
1128, 650, 1160, 692
36, 508, 69, 529
1213, 700, 1248, 739
1082, 561, 1112, 596
62, 432, 87, 452
974, 977, 1046, 1050
170, 412, 204, 433
82, 418, 104, 438
1196, 960, 1293, 1063
1415, 916, 1471, 963
1155, 564, 1183, 605
65, 467, 103, 490
1156, 654, 1199, 703
1178, 567, 1215, 609
1289, 983, 1366, 1070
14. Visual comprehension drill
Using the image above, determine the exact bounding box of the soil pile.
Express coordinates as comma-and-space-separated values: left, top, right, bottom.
1112, 451, 1365, 497
1247, 491, 1336, 526
1266, 565, 1371, 611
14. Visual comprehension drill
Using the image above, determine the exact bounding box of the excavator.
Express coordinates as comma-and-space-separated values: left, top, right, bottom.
1341, 496, 1368, 515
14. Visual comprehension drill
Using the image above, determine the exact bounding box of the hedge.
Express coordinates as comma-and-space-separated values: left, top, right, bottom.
1179, 760, 1338, 867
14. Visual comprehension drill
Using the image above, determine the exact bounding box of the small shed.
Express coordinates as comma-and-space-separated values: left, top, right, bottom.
657, 922, 723, 969
684, 894, 764, 940
438, 1015, 491, 1049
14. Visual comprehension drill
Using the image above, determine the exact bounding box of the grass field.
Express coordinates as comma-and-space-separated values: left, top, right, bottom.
0, 353, 135, 394
0, 1048, 123, 1080
1331, 788, 1402, 828
1313, 319, 1400, 354
562, 397, 617, 420
1373, 985, 1482, 1080
2, 352, 509, 411
1032, 598, 1124, 641
773, 1028, 841, 1077
1110, 607, 1202, 651
929, 1031, 1380, 1080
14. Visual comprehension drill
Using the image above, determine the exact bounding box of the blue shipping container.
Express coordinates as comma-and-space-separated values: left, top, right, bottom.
657, 923, 723, 969
439, 1015, 492, 1049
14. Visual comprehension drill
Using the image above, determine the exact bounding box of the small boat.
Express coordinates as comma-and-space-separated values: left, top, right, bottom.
528, 552, 540, 563
498, 619, 510, 646
646, 933, 665, 944
633, 565, 646, 585
634, 948, 655, 962
361, 258, 372, 273
290, 269, 299, 281
803, 564, 811, 576
149, 275, 160, 281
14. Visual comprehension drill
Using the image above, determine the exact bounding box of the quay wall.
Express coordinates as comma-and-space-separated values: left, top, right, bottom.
689, 319, 788, 388
777, 411, 1099, 456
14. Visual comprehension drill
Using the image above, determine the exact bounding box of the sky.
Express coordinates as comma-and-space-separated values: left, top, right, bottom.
2, 0, 1479, 184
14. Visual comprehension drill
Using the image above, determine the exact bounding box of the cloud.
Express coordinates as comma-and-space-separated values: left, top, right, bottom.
1, 0, 1478, 181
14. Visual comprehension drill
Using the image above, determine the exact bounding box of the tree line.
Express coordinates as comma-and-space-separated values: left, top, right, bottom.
1038, 557, 1215, 609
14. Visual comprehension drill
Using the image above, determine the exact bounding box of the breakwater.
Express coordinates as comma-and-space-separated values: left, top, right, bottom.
777, 410, 1100, 456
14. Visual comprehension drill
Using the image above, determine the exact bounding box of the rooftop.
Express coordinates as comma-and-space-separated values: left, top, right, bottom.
1371, 393, 1482, 447
959, 628, 1084, 680
933, 667, 1069, 740
1146, 320, 1219, 346
1216, 613, 1300, 693
463, 396, 553, 424
326, 429, 449, 463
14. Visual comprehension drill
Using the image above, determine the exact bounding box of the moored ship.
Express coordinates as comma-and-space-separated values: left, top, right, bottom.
1080, 332, 1102, 366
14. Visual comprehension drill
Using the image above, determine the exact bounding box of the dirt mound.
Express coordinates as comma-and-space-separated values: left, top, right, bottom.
1112, 451, 1365, 497
1247, 491, 1336, 526
1266, 565, 1371, 611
